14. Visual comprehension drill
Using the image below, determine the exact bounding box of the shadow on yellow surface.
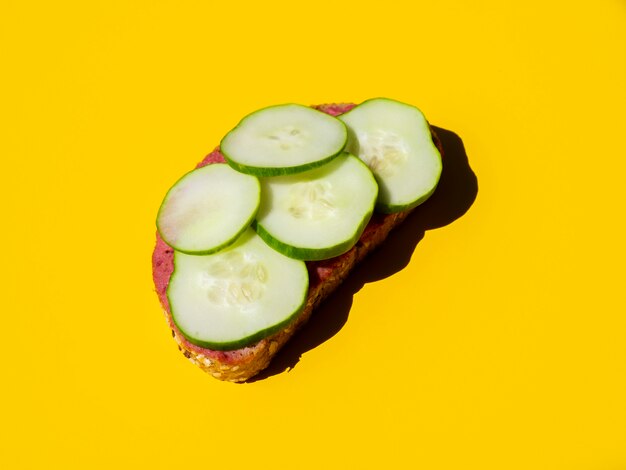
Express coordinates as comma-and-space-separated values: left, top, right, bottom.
250, 127, 478, 381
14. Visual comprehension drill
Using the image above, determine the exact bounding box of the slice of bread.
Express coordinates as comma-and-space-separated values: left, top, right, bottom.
152, 103, 443, 382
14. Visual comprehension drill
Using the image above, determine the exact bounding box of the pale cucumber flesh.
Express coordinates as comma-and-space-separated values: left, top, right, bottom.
167, 228, 308, 350
339, 98, 442, 213
157, 163, 260, 254
254, 153, 378, 260
221, 104, 347, 176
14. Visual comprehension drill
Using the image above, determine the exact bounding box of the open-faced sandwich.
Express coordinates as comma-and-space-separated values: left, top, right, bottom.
152, 98, 443, 382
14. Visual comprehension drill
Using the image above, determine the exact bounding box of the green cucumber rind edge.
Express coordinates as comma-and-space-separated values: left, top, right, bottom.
252, 215, 366, 261
222, 148, 345, 177
337, 96, 422, 119
374, 178, 440, 214
220, 103, 348, 176
166, 252, 309, 351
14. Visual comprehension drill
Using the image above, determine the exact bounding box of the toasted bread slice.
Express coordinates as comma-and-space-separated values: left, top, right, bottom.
152, 103, 442, 382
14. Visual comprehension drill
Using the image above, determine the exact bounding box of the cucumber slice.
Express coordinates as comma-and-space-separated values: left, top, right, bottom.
338, 98, 442, 213
157, 163, 260, 255
167, 228, 308, 350
220, 104, 347, 176
254, 153, 378, 260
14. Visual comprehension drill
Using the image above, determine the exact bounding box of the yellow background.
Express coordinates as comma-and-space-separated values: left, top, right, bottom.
2, 1, 626, 468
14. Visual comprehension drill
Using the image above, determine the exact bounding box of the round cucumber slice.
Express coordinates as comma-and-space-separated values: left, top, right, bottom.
254, 153, 378, 260
338, 98, 442, 213
157, 163, 260, 255
220, 103, 347, 176
167, 228, 308, 350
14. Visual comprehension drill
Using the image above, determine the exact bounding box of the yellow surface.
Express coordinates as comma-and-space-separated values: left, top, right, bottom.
2, 1, 626, 468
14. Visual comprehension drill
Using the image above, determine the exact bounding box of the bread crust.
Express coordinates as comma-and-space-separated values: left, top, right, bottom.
152, 103, 442, 382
